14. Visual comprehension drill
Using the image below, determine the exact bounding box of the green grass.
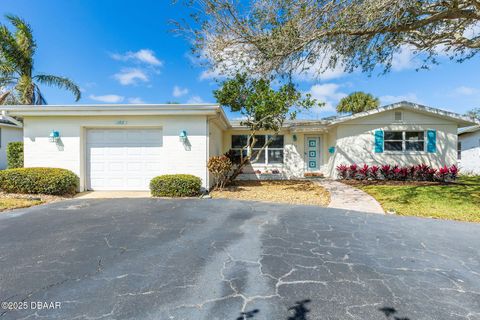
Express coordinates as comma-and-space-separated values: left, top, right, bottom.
356, 176, 480, 223
0, 198, 43, 212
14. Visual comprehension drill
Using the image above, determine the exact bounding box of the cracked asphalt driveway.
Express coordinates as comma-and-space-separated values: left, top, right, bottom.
0, 199, 479, 320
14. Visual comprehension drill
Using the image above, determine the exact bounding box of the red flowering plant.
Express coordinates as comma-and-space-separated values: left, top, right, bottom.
356, 164, 369, 180
369, 165, 380, 180
335, 163, 458, 182
348, 164, 358, 179
436, 166, 450, 182
380, 165, 392, 180
449, 165, 459, 180
336, 164, 348, 179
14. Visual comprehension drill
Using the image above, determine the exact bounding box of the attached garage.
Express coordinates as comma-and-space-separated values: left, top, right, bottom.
3, 104, 229, 192
86, 128, 163, 190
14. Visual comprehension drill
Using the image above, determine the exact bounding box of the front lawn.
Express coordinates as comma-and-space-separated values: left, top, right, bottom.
210, 180, 330, 206
0, 197, 43, 211
354, 176, 480, 222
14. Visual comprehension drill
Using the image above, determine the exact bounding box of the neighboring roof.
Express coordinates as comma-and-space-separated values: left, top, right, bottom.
0, 117, 22, 128
0, 104, 229, 128
458, 125, 480, 135
327, 101, 477, 127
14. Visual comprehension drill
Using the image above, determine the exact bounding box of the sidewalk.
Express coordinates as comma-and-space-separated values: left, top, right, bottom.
314, 179, 385, 214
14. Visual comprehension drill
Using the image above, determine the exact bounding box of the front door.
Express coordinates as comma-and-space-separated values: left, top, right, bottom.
306, 137, 320, 171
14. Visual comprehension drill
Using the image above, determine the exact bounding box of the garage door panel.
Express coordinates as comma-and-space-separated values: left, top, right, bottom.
87, 128, 163, 190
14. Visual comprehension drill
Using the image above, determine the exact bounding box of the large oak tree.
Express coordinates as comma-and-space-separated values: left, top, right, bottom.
177, 0, 480, 78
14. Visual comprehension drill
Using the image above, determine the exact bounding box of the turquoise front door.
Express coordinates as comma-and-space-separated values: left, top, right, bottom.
306, 137, 320, 171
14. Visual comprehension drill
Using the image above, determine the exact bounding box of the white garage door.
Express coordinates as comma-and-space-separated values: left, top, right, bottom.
87, 129, 163, 190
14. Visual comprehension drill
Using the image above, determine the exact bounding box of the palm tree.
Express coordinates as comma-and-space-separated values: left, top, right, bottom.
0, 15, 81, 105
336, 92, 379, 114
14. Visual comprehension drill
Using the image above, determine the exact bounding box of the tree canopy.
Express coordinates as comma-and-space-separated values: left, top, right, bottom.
214, 73, 320, 180
465, 107, 480, 120
178, 0, 480, 78
0, 15, 81, 105
336, 92, 380, 114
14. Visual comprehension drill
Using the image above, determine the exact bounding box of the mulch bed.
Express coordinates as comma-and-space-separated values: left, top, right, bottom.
341, 180, 460, 186
210, 180, 330, 206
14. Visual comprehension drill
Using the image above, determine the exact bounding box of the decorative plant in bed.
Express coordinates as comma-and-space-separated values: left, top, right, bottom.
336, 163, 459, 185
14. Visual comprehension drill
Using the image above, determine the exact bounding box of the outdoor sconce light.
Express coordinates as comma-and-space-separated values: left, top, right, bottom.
179, 130, 188, 142
49, 130, 60, 143
292, 134, 297, 142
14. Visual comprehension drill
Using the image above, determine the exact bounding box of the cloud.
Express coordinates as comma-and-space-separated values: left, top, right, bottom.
89, 94, 125, 103
379, 93, 420, 105
128, 97, 145, 104
307, 83, 347, 111
172, 86, 189, 98
112, 49, 162, 66
391, 46, 417, 71
187, 96, 206, 104
454, 86, 478, 96
113, 68, 149, 85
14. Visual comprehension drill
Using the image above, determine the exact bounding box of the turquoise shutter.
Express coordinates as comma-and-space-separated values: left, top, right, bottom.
427, 130, 436, 153
374, 130, 384, 153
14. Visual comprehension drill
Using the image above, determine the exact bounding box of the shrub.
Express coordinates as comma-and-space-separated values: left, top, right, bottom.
347, 164, 358, 179
150, 174, 202, 197
336, 163, 459, 182
208, 155, 232, 190
449, 164, 459, 180
436, 166, 450, 182
336, 164, 348, 179
6, 142, 23, 169
357, 164, 369, 180
369, 165, 380, 180
0, 167, 79, 195
379, 165, 392, 180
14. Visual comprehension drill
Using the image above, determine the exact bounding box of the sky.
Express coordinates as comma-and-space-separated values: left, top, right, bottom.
1, 0, 480, 119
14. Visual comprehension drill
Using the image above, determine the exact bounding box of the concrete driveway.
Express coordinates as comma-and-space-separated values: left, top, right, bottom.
0, 199, 479, 320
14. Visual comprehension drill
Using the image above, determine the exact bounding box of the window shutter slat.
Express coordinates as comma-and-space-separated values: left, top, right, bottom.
374, 130, 384, 153
427, 130, 437, 153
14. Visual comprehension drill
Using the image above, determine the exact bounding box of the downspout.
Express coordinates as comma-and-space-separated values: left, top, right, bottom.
1, 111, 23, 128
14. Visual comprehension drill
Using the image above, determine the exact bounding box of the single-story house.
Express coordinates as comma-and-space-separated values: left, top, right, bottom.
458, 125, 480, 175
0, 101, 476, 191
0, 116, 23, 169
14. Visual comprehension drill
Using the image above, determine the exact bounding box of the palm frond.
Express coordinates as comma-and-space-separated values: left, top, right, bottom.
5, 15, 35, 72
0, 91, 10, 104
0, 24, 23, 71
33, 83, 47, 105
34, 74, 81, 102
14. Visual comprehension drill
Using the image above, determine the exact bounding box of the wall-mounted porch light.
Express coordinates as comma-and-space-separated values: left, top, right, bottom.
49, 130, 60, 143
179, 130, 188, 142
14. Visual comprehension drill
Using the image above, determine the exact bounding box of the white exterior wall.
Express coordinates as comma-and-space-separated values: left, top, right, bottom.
0, 126, 23, 169
23, 115, 210, 190
222, 130, 326, 179
325, 109, 458, 177
459, 131, 480, 174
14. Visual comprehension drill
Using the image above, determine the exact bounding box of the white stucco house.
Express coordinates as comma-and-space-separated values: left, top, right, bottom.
0, 101, 476, 191
458, 125, 480, 174
0, 117, 23, 169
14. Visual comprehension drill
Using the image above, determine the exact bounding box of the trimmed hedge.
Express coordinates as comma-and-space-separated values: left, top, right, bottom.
6, 142, 23, 169
0, 168, 79, 195
150, 174, 202, 197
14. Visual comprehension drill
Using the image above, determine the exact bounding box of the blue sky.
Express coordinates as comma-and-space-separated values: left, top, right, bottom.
1, 0, 480, 119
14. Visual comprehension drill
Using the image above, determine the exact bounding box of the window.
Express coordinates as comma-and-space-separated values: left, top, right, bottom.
231, 134, 284, 164
394, 111, 403, 121
458, 141, 462, 160
384, 131, 425, 152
